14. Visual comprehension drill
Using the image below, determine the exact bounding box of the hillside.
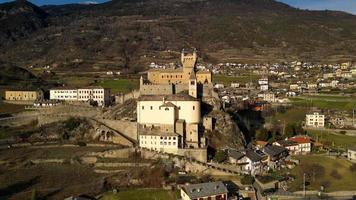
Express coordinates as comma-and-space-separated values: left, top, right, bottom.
1, 0, 356, 71
0, 0, 48, 46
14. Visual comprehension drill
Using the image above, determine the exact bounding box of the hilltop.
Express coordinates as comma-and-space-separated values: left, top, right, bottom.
1, 0, 356, 71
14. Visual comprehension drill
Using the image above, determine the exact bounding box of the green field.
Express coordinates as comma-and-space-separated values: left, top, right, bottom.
290, 95, 356, 111
268, 107, 307, 125
307, 129, 356, 148
288, 155, 356, 192
213, 74, 260, 85
97, 79, 139, 94
101, 189, 179, 200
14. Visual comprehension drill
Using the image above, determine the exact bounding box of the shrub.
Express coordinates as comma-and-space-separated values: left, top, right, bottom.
213, 149, 227, 163
330, 169, 342, 180
350, 164, 356, 173
77, 141, 87, 147
241, 175, 255, 185
339, 130, 347, 135
64, 117, 83, 131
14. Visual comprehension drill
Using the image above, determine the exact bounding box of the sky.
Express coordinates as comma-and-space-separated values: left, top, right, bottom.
0, 0, 356, 14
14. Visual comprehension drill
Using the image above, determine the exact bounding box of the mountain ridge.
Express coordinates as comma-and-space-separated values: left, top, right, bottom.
1, 0, 356, 70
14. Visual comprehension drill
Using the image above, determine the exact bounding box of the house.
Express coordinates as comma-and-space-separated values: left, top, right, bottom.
258, 93, 276, 103
244, 150, 265, 174
305, 112, 325, 128
181, 181, 228, 200
289, 135, 312, 154
273, 140, 299, 155
228, 149, 245, 164
263, 145, 288, 162
231, 82, 240, 88
255, 140, 269, 149
214, 84, 225, 89
347, 146, 356, 162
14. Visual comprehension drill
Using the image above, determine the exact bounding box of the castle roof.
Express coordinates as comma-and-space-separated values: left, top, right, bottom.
138, 93, 198, 101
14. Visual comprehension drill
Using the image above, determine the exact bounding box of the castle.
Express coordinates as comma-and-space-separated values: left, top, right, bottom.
147, 49, 212, 85
137, 49, 213, 161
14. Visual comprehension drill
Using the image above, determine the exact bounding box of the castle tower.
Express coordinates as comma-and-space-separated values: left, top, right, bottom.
182, 48, 197, 76
140, 76, 144, 86
189, 69, 198, 98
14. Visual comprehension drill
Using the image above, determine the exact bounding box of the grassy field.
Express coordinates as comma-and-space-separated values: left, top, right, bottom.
306, 129, 356, 148
97, 79, 139, 94
213, 74, 260, 85
268, 107, 307, 125
290, 95, 356, 111
0, 101, 25, 115
288, 155, 356, 192
100, 189, 179, 200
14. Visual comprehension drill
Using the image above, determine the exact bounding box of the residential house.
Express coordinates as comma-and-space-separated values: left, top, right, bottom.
181, 181, 228, 200
348, 146, 356, 162
305, 112, 325, 128
263, 145, 288, 169
289, 135, 312, 154
273, 140, 299, 155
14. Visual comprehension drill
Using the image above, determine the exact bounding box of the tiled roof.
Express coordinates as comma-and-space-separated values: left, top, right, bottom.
245, 150, 263, 162
263, 145, 287, 157
182, 181, 228, 199
275, 140, 297, 147
289, 136, 312, 144
228, 149, 244, 160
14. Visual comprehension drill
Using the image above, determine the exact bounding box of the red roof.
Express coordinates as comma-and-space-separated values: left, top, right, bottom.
289, 136, 312, 144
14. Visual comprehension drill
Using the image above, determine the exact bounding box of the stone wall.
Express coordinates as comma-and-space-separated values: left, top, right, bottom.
140, 84, 174, 95
115, 90, 140, 105
98, 119, 138, 142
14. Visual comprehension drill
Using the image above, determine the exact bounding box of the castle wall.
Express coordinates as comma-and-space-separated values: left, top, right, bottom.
140, 84, 174, 95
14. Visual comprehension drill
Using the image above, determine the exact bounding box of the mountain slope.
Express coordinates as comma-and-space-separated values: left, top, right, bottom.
0, 0, 48, 46
1, 0, 356, 70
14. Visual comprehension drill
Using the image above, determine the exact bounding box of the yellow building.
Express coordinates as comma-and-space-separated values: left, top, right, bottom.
5, 90, 43, 101
147, 49, 212, 84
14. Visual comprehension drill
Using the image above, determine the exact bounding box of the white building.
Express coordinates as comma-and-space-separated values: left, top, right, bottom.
305, 112, 325, 128
137, 93, 204, 149
258, 93, 276, 103
139, 132, 180, 154
347, 146, 356, 162
50, 87, 110, 106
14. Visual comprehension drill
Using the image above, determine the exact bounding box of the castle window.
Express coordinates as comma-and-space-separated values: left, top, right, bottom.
150, 106, 153, 110
193, 106, 195, 110
191, 81, 195, 85
142, 106, 144, 110
165, 108, 169, 111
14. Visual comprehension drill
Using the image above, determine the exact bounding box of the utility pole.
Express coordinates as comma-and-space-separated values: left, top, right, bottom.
353, 109, 355, 127
303, 173, 306, 199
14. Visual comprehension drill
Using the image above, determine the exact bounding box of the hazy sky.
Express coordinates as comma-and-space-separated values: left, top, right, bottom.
0, 0, 356, 14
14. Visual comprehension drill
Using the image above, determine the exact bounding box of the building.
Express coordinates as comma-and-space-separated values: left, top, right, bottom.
305, 112, 325, 128
181, 181, 228, 200
147, 49, 212, 85
347, 146, 356, 162
5, 90, 43, 101
273, 140, 299, 155
49, 87, 110, 106
137, 93, 205, 150
289, 135, 312, 154
258, 93, 276, 103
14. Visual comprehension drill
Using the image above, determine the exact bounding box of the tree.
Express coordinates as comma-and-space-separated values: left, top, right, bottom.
255, 128, 270, 141
213, 149, 227, 163
241, 175, 255, 185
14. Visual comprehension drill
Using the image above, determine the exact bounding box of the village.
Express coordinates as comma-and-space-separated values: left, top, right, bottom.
1, 49, 356, 200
